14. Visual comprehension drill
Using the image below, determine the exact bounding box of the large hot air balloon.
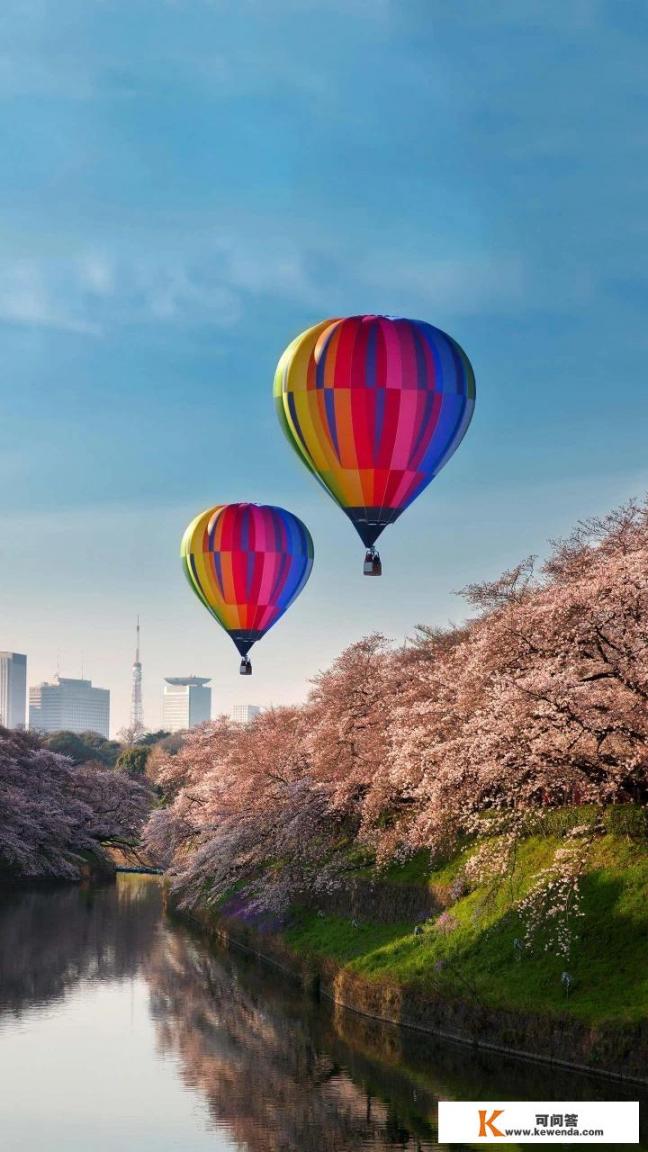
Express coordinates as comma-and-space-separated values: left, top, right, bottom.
181, 503, 314, 674
274, 315, 476, 574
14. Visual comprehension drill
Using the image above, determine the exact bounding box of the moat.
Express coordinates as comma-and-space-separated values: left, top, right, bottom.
0, 876, 643, 1150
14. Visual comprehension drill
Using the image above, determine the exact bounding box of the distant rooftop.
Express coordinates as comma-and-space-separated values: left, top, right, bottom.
164, 676, 211, 687
36, 676, 94, 688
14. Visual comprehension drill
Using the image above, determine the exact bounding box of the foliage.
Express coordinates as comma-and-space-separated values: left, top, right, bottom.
146, 497, 648, 948
138, 729, 172, 746
0, 727, 152, 881
116, 745, 149, 777
41, 729, 121, 768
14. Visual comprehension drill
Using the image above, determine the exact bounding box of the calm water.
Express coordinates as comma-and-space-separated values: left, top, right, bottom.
0, 876, 643, 1151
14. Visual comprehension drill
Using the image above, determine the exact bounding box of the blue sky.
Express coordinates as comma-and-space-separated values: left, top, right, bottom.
1, 0, 648, 732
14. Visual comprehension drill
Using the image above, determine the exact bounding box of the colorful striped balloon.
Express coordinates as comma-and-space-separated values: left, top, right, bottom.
274, 315, 476, 570
181, 503, 314, 673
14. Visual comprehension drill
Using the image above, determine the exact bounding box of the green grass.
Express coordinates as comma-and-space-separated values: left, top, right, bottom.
284, 834, 648, 1025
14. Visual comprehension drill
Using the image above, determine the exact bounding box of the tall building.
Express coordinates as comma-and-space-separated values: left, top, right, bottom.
29, 676, 110, 738
230, 704, 261, 725
130, 617, 144, 736
162, 677, 211, 732
0, 652, 27, 729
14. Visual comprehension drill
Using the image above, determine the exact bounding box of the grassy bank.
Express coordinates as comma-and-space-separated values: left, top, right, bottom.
283, 833, 648, 1028
171, 818, 648, 1078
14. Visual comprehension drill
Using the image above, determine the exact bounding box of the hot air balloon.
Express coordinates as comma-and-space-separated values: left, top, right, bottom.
181, 503, 314, 674
274, 315, 476, 574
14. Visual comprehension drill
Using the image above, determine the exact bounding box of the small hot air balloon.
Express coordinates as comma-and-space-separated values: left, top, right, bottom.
181, 503, 314, 674
274, 315, 476, 574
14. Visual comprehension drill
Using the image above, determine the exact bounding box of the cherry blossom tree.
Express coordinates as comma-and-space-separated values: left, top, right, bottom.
147, 497, 648, 944
0, 728, 152, 881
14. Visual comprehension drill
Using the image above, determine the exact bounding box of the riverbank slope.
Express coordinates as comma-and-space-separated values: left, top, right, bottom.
173, 827, 648, 1083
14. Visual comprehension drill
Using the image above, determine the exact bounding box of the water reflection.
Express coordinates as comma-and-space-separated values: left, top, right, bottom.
0, 879, 644, 1151
146, 929, 411, 1150
145, 922, 647, 1151
0, 878, 160, 1013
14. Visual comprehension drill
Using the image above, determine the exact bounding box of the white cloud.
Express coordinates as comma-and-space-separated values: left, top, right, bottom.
131, 259, 241, 325
0, 251, 242, 335
200, 226, 526, 319
78, 255, 116, 297
354, 253, 526, 317
0, 262, 100, 335
0, 54, 95, 100
0, 205, 595, 342
0, 238, 533, 339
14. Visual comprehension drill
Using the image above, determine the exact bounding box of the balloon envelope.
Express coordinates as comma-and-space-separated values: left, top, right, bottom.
274, 314, 476, 548
181, 503, 314, 659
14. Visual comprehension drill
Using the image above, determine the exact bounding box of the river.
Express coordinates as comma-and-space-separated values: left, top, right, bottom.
0, 876, 644, 1150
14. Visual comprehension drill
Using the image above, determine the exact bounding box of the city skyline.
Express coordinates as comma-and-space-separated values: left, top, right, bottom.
0, 652, 27, 730
2, 3, 648, 731
2, 623, 265, 737
231, 704, 261, 726
2, 634, 229, 737
29, 674, 110, 739
162, 676, 212, 733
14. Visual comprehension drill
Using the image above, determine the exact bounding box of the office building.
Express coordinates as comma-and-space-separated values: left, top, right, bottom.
230, 704, 261, 725
162, 677, 211, 732
29, 676, 110, 738
0, 652, 27, 729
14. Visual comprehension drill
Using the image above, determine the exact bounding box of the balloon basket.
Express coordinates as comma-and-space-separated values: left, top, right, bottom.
363, 548, 382, 576
239, 657, 252, 676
